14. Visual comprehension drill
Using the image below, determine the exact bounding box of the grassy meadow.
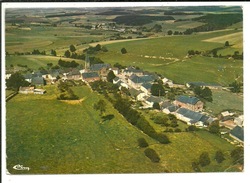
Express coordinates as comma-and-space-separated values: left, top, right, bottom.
96, 29, 243, 85
6, 85, 237, 173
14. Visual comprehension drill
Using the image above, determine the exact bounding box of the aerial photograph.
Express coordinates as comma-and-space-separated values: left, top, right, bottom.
3, 3, 244, 175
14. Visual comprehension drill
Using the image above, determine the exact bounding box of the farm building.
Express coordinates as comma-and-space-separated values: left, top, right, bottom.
34, 89, 46, 95
82, 72, 100, 82
174, 95, 203, 112
175, 108, 212, 127
140, 82, 152, 95
90, 63, 111, 72
19, 86, 35, 94
161, 101, 179, 114
230, 126, 244, 144
31, 76, 46, 86
143, 96, 164, 108
66, 69, 82, 80
128, 74, 155, 89
186, 82, 222, 90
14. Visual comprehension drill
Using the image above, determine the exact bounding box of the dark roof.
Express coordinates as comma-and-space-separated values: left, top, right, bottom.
124, 67, 143, 74
82, 72, 99, 79
161, 101, 172, 109
113, 77, 120, 82
68, 69, 80, 76
129, 88, 142, 97
24, 73, 33, 79
90, 63, 111, 71
31, 77, 45, 85
168, 105, 179, 112
230, 126, 244, 141
50, 69, 60, 77
40, 70, 49, 75
130, 74, 155, 84
187, 82, 221, 87
33, 72, 43, 78
146, 96, 163, 103
176, 108, 204, 123
176, 95, 200, 105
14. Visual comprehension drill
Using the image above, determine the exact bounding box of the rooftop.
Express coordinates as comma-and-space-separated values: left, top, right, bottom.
230, 126, 244, 141
176, 95, 200, 105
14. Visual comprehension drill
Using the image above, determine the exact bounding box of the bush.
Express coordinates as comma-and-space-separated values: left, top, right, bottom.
175, 128, 182, 132
215, 150, 225, 163
144, 148, 160, 163
138, 138, 149, 148
199, 152, 211, 167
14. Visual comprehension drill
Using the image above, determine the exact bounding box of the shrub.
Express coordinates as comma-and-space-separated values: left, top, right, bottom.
138, 138, 149, 148
144, 148, 160, 163
199, 152, 211, 167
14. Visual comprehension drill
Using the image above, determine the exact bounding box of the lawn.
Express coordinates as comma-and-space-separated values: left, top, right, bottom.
205, 90, 243, 115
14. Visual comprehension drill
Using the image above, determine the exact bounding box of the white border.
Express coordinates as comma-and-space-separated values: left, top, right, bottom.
2, 2, 250, 183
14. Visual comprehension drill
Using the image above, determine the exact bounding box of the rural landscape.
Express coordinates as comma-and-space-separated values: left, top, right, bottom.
4, 6, 244, 174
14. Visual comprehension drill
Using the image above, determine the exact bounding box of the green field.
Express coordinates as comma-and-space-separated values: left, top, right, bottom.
6, 85, 237, 174
96, 29, 242, 85
5, 55, 85, 70
205, 90, 243, 115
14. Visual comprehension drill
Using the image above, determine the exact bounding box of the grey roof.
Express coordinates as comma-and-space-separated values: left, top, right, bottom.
161, 101, 172, 109
146, 96, 163, 103
50, 70, 60, 77
82, 72, 99, 79
176, 108, 204, 123
230, 126, 244, 141
130, 74, 155, 84
176, 95, 200, 105
31, 77, 45, 85
68, 69, 80, 76
113, 77, 120, 82
24, 73, 33, 79
168, 105, 179, 112
187, 82, 221, 87
124, 67, 143, 73
129, 88, 142, 97
90, 63, 111, 71
33, 72, 43, 78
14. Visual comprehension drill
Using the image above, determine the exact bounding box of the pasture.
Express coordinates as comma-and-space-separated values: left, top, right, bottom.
96, 29, 243, 85
5, 55, 85, 70
6, 84, 237, 173
205, 90, 243, 115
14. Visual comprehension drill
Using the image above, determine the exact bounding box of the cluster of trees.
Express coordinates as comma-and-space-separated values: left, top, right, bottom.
6, 72, 30, 91
58, 59, 79, 68
229, 81, 242, 93
113, 62, 126, 70
113, 15, 175, 26
144, 148, 160, 163
32, 49, 46, 55
150, 24, 162, 33
93, 99, 107, 116
90, 80, 119, 94
151, 82, 166, 97
83, 44, 108, 55
121, 48, 127, 54
51, 49, 57, 56
113, 95, 170, 144
107, 71, 116, 83
152, 113, 179, 129
57, 81, 79, 100
208, 121, 220, 134
183, 14, 242, 35
193, 86, 213, 102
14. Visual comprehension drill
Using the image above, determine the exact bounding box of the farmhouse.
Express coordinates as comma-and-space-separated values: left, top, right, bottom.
82, 72, 100, 82
230, 126, 244, 144
175, 108, 211, 127
19, 86, 35, 94
186, 82, 222, 90
174, 95, 203, 112
31, 76, 46, 86
66, 69, 82, 80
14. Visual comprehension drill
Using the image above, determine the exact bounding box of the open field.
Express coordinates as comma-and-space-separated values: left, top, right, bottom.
5, 55, 85, 70
96, 30, 242, 86
6, 85, 237, 173
6, 85, 164, 174
205, 90, 243, 115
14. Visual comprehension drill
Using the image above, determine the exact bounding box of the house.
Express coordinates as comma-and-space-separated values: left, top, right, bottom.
66, 69, 81, 80
90, 63, 111, 72
186, 82, 222, 90
31, 76, 45, 86
230, 126, 244, 144
140, 83, 152, 95
24, 73, 33, 83
174, 95, 203, 112
19, 86, 35, 94
144, 96, 164, 108
109, 67, 119, 75
48, 69, 60, 82
113, 77, 121, 84
123, 67, 143, 76
128, 74, 155, 89
162, 78, 174, 87
82, 72, 100, 82
129, 88, 143, 100
175, 107, 210, 127
161, 101, 179, 114
234, 115, 244, 126
34, 89, 46, 94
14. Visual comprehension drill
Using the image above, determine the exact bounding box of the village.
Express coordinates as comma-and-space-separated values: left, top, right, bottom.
7, 56, 244, 147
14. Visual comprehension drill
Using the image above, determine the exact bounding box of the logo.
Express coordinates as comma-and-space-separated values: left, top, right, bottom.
13, 164, 30, 171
